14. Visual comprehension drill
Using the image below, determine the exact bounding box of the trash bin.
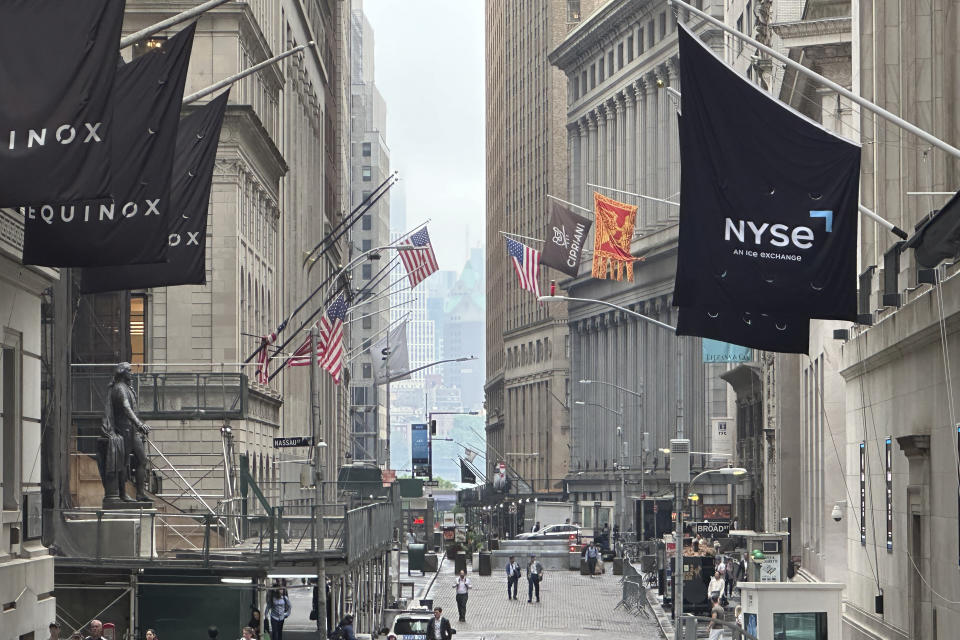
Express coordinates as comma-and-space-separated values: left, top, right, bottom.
455, 551, 467, 575
613, 557, 624, 575
408, 544, 426, 575
478, 551, 492, 576
424, 552, 439, 572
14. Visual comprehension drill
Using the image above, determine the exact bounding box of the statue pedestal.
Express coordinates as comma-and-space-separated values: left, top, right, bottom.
102, 496, 154, 509
63, 508, 158, 559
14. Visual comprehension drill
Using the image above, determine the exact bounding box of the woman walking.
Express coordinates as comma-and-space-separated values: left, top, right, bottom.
266, 585, 291, 640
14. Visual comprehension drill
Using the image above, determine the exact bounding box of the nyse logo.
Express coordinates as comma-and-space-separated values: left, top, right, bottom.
724, 210, 833, 251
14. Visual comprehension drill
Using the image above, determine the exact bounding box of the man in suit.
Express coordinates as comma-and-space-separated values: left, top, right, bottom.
505, 555, 521, 600
426, 607, 453, 640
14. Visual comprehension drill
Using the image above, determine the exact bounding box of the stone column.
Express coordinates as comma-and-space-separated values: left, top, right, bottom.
578, 119, 589, 206
584, 111, 598, 188
634, 79, 646, 228
568, 123, 579, 203
596, 105, 607, 188
615, 93, 629, 189
625, 88, 637, 194
605, 98, 617, 188
655, 65, 669, 223
644, 72, 659, 225
666, 58, 681, 219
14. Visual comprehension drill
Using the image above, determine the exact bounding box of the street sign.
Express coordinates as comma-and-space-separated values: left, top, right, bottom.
273, 436, 311, 448
508, 503, 517, 514
687, 520, 732, 537
423, 480, 439, 488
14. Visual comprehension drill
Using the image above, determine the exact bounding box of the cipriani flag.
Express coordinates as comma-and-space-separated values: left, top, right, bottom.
79, 91, 231, 292
0, 0, 124, 207
673, 24, 860, 321
397, 227, 439, 288
540, 202, 592, 277
25, 23, 196, 268
506, 237, 541, 298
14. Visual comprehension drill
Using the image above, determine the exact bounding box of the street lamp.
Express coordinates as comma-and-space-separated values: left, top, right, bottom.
579, 378, 647, 540
674, 466, 747, 636
574, 400, 628, 538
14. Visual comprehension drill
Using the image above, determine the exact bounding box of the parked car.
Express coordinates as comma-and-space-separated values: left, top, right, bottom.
516, 523, 583, 541
385, 609, 434, 640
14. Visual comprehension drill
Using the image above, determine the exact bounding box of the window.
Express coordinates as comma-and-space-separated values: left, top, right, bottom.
361, 166, 372, 181
581, 70, 587, 93
647, 20, 655, 48
567, 0, 581, 21
589, 65, 595, 89
617, 44, 623, 69
737, 15, 745, 53
132, 36, 166, 59
351, 387, 369, 405
361, 239, 371, 252
2, 340, 20, 511
598, 57, 604, 82
627, 36, 634, 62
362, 264, 372, 280
361, 189, 371, 202
129, 294, 147, 368
746, 1, 753, 35
362, 215, 371, 231
772, 613, 827, 640
361, 142, 371, 157
572, 76, 579, 100
362, 363, 372, 379
659, 12, 666, 38
362, 315, 372, 330
608, 51, 614, 76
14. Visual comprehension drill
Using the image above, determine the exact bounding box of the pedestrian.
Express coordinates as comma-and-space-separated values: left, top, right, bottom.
69, 634, 82, 640
406, 529, 416, 547
329, 614, 356, 640
145, 630, 158, 640
585, 541, 600, 577
241, 628, 255, 640
613, 523, 620, 544
266, 584, 292, 640
48, 623, 61, 640
708, 570, 726, 601
735, 605, 744, 630
725, 559, 736, 597
452, 569, 471, 622
426, 607, 453, 640
707, 595, 725, 640
84, 620, 104, 640
533, 521, 541, 532
208, 627, 219, 640
526, 553, 544, 603
505, 555, 521, 600
247, 609, 262, 640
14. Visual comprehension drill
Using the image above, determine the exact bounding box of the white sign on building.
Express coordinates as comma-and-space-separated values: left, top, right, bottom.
711, 417, 734, 460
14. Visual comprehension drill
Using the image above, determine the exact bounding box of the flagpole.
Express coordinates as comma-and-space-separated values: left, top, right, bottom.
499, 230, 544, 244
120, 0, 233, 49
587, 183, 679, 207
858, 205, 908, 240
547, 194, 592, 213
670, 0, 960, 160
183, 42, 314, 104
345, 299, 413, 324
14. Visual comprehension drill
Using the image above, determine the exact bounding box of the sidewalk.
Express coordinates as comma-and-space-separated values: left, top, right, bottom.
426, 562, 665, 639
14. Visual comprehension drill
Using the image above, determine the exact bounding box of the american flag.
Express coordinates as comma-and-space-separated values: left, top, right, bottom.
289, 294, 349, 384
254, 331, 277, 384
506, 237, 541, 298
397, 227, 439, 288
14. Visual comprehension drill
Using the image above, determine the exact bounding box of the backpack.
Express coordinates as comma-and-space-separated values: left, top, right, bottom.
327, 627, 344, 640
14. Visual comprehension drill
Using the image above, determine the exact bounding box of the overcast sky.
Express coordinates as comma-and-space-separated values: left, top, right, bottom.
364, 0, 485, 272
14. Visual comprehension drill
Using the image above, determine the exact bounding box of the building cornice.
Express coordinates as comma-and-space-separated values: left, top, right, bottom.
549, 0, 653, 69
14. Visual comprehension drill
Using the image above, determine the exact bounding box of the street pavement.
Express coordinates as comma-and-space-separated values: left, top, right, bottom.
427, 561, 665, 639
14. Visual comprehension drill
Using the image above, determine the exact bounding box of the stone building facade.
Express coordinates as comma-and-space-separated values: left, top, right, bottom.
485, 0, 603, 494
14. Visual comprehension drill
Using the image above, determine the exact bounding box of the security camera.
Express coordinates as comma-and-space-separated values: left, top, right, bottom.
831, 503, 843, 522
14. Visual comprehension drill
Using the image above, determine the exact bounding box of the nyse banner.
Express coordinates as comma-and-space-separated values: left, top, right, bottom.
674, 25, 860, 321
541, 202, 592, 277
677, 307, 810, 355
81, 92, 230, 292
24, 23, 196, 267
0, 0, 124, 207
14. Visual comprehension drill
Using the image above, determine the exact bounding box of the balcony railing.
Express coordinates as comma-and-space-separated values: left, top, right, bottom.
72, 367, 247, 420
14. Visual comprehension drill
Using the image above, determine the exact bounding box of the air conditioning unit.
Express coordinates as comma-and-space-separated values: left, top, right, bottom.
670, 438, 690, 484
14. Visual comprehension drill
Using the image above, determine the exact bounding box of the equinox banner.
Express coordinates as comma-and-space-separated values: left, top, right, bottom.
541, 202, 592, 277
81, 91, 230, 293
0, 0, 125, 207
673, 25, 861, 321
24, 23, 196, 267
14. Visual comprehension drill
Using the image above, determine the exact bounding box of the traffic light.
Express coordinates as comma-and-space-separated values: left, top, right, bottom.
430, 419, 437, 435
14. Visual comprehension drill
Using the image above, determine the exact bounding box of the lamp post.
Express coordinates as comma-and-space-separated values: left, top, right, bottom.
674, 467, 747, 637
580, 379, 646, 542
574, 400, 627, 540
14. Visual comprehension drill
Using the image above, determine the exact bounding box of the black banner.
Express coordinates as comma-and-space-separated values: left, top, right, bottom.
673, 25, 860, 321
81, 91, 230, 293
460, 459, 476, 484
540, 202, 592, 277
0, 0, 125, 207
902, 190, 960, 268
676, 307, 810, 355
24, 23, 196, 267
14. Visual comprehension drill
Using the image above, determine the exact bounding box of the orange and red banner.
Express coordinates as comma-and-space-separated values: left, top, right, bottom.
591, 192, 638, 282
